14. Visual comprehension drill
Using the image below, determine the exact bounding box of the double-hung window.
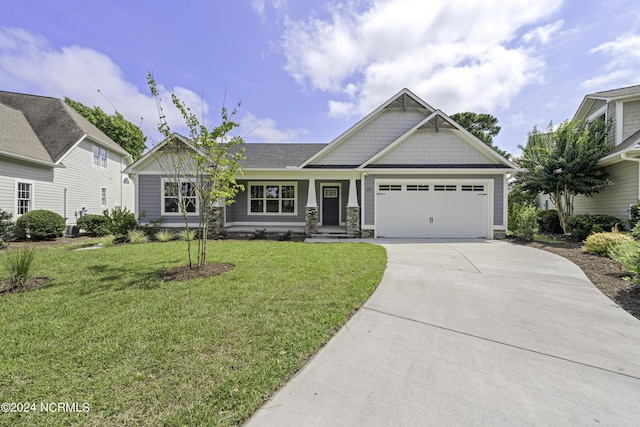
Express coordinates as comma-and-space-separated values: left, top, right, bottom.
163, 180, 197, 214
249, 182, 296, 215
101, 187, 108, 208
93, 144, 107, 168
17, 182, 32, 215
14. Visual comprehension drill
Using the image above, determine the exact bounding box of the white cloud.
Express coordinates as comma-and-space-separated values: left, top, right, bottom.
582, 33, 640, 89
279, 0, 562, 117
0, 27, 206, 148
239, 111, 309, 142
522, 20, 564, 44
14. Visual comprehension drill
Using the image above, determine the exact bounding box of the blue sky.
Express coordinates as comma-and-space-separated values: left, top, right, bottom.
1, 0, 640, 157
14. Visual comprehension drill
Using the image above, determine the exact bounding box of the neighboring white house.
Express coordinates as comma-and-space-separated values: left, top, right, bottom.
0, 91, 135, 225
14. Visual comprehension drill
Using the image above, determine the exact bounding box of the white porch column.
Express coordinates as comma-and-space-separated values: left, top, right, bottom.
347, 178, 359, 207
306, 178, 318, 207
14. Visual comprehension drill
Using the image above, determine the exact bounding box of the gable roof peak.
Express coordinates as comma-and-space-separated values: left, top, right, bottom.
587, 83, 640, 100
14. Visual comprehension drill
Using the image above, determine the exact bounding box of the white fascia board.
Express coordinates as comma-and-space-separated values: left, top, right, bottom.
124, 134, 199, 174
0, 151, 60, 168
299, 88, 434, 168
358, 167, 516, 175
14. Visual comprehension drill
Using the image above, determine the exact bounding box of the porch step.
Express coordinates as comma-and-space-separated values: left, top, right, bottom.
310, 233, 355, 239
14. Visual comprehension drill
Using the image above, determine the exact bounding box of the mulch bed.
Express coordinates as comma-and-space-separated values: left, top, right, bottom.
0, 277, 53, 295
508, 235, 640, 321
159, 262, 235, 282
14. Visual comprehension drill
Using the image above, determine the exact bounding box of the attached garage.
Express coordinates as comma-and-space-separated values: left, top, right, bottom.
375, 180, 491, 238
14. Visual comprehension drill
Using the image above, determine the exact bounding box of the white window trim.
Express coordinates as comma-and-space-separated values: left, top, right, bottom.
100, 187, 108, 208
247, 181, 298, 216
161, 178, 200, 216
15, 180, 35, 217
92, 144, 108, 169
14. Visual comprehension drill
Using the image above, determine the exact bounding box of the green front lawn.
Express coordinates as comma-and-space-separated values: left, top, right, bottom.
0, 241, 386, 426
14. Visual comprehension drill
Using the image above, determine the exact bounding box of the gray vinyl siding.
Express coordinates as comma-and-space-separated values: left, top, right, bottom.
226, 180, 309, 224
607, 102, 616, 146
137, 175, 200, 226
623, 100, 640, 141
364, 174, 504, 226
372, 129, 494, 165
312, 109, 427, 166
572, 161, 639, 223
586, 99, 606, 118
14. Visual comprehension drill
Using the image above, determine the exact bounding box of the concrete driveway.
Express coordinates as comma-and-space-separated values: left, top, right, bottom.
246, 240, 640, 426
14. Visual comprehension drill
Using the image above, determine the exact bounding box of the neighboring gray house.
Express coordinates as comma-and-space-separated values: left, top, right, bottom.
126, 89, 517, 238
551, 84, 640, 222
0, 91, 135, 224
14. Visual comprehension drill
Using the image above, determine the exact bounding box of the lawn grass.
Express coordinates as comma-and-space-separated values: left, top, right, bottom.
0, 240, 386, 426
533, 233, 567, 244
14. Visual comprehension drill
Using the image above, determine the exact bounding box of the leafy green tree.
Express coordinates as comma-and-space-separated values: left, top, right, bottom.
451, 112, 509, 158
513, 118, 612, 234
64, 97, 147, 160
147, 73, 244, 268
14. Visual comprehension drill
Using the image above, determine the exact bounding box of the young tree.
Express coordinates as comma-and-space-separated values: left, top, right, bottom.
65, 97, 147, 160
147, 73, 244, 268
450, 112, 510, 158
513, 118, 612, 233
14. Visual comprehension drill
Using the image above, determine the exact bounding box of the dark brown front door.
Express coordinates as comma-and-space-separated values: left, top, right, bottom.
322, 186, 340, 225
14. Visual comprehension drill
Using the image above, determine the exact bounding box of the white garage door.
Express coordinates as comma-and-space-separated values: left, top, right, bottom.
376, 182, 489, 238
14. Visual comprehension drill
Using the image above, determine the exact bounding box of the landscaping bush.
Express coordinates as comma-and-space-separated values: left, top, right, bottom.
15, 210, 65, 240
155, 230, 175, 242
178, 229, 195, 241
567, 214, 623, 242
76, 214, 111, 236
513, 204, 539, 240
126, 229, 148, 244
608, 240, 640, 286
582, 231, 634, 256
630, 201, 640, 229
538, 209, 563, 233
0, 209, 14, 249
104, 208, 138, 237
2, 244, 36, 289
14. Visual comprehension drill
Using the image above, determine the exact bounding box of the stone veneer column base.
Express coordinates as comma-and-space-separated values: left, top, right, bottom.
493, 229, 507, 239
346, 206, 361, 237
360, 229, 374, 238
305, 207, 318, 236
208, 206, 225, 238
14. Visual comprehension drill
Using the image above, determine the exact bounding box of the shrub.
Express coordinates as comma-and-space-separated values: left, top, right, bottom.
582, 232, 634, 256
0, 209, 14, 249
608, 240, 640, 286
538, 209, 563, 234
126, 229, 148, 244
98, 235, 115, 247
513, 204, 539, 240
178, 229, 195, 241
76, 214, 111, 237
2, 244, 36, 290
155, 230, 175, 242
630, 201, 640, 229
104, 208, 138, 237
15, 210, 65, 241
567, 214, 622, 242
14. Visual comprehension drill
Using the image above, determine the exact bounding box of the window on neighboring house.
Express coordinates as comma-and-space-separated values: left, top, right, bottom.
163, 181, 197, 214
17, 182, 32, 215
249, 182, 297, 215
101, 187, 108, 207
93, 144, 107, 168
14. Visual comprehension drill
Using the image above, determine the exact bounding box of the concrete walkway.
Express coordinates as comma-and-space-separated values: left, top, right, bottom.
246, 240, 640, 426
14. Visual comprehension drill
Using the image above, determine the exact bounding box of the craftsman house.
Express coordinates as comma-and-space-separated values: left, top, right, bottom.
126, 89, 517, 238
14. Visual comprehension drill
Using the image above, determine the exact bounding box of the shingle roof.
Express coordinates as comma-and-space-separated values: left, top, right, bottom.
0, 103, 53, 163
0, 91, 128, 163
587, 84, 640, 99
235, 143, 327, 168
608, 129, 640, 156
